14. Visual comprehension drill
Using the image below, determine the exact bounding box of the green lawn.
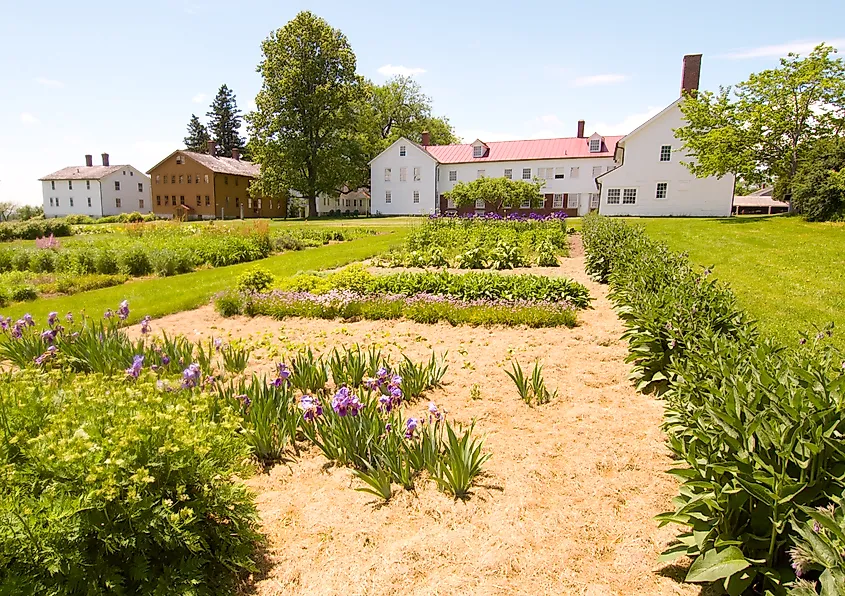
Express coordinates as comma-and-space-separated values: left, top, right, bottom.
3, 230, 409, 325
632, 216, 845, 347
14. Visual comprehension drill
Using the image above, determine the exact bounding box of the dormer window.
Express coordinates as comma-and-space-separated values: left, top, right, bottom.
589, 139, 601, 152
399, 145, 406, 157
473, 146, 484, 158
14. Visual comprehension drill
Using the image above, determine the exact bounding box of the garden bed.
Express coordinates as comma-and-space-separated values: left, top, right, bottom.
122, 251, 698, 595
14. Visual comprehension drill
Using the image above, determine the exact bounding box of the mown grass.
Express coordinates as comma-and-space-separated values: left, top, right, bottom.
2, 230, 410, 324
633, 215, 845, 347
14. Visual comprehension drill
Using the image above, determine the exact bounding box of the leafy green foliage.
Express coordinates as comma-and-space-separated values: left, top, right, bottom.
183, 113, 210, 153
206, 84, 245, 158
446, 177, 544, 213
791, 136, 845, 221
505, 360, 556, 406
583, 213, 845, 594
788, 501, 845, 595
433, 421, 491, 499
0, 218, 73, 242
236, 266, 276, 292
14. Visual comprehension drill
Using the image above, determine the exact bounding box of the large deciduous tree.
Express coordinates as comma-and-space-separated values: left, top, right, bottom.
248, 11, 361, 218
207, 84, 245, 158
791, 136, 845, 221
676, 43, 845, 204
446, 177, 544, 214
183, 114, 210, 152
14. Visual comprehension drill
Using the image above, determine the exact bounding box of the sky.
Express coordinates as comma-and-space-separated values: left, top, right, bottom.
1, 0, 843, 205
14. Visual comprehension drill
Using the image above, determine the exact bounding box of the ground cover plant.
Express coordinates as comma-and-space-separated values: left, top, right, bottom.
583, 213, 845, 595
634, 216, 845, 349
0, 300, 490, 592
377, 213, 570, 269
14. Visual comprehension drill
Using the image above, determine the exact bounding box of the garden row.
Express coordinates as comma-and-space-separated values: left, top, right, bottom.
0, 305, 490, 594
215, 265, 591, 328
0, 225, 375, 304
582, 213, 845, 596
378, 214, 570, 269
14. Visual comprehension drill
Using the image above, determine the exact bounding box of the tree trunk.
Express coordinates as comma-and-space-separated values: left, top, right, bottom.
307, 196, 317, 220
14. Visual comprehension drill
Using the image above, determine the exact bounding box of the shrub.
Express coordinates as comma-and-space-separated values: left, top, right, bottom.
582, 213, 845, 594
9, 285, 38, 302
236, 267, 275, 293
792, 137, 845, 222
0, 371, 262, 595
118, 245, 152, 276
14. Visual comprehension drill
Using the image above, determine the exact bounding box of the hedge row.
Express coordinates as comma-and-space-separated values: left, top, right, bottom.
0, 219, 73, 241
582, 213, 845, 595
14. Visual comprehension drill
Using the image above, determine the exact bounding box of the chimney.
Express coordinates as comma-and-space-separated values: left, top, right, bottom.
421, 131, 430, 147
101, 153, 110, 166
207, 140, 216, 156
231, 148, 240, 161
85, 154, 93, 167
681, 54, 702, 96
576, 120, 585, 138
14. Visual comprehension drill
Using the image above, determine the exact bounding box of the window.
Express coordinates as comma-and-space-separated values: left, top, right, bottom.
592, 166, 602, 178
139, 199, 145, 209
656, 182, 668, 199
165, 196, 169, 205
56, 198, 59, 207
475, 199, 485, 209
413, 190, 420, 204
178, 175, 183, 184
180, 196, 185, 205
196, 173, 201, 183
607, 189, 621, 205
660, 145, 672, 162
87, 197, 92, 207
205, 196, 210, 206
622, 188, 637, 205
86, 180, 91, 190
155, 175, 160, 184
50, 197, 54, 207
138, 183, 143, 192
68, 181, 73, 190
384, 168, 391, 182
248, 198, 253, 209
130, 171, 133, 176
520, 198, 531, 208
257, 198, 262, 209
553, 194, 564, 209
399, 145, 406, 156
400, 167, 407, 182
51, 181, 55, 190
504, 168, 512, 179
163, 175, 168, 184
590, 193, 600, 209
235, 177, 239, 186
157, 196, 161, 206
589, 138, 601, 152
385, 191, 392, 204
447, 197, 455, 209
522, 168, 531, 180
449, 170, 457, 181
187, 175, 192, 184
204, 175, 209, 184
171, 176, 176, 184
473, 145, 484, 158
477, 169, 485, 179
115, 198, 122, 208
567, 193, 579, 209
176, 155, 184, 164
413, 167, 420, 181
224, 176, 229, 185
570, 167, 580, 178
554, 168, 565, 179
69, 198, 74, 207
114, 181, 120, 191
538, 168, 554, 180
196, 195, 201, 207
235, 197, 240, 208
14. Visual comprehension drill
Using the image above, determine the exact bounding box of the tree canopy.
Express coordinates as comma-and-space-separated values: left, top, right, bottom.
206, 84, 246, 158
676, 43, 845, 201
247, 11, 361, 218
446, 177, 544, 213
183, 114, 210, 153
791, 136, 845, 221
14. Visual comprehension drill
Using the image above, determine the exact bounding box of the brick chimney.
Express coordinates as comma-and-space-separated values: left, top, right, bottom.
207, 140, 216, 156
421, 131, 430, 147
681, 54, 702, 96
231, 148, 240, 161
576, 120, 585, 138
85, 154, 93, 167
101, 153, 110, 166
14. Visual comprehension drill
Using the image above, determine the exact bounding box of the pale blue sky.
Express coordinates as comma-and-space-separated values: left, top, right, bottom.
1, 0, 843, 205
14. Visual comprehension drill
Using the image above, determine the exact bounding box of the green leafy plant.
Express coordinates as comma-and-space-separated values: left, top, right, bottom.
221, 342, 251, 374
433, 421, 491, 499
237, 267, 276, 293
353, 465, 393, 502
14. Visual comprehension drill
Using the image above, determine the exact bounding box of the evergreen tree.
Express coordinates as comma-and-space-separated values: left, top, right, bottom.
183, 114, 210, 152
207, 84, 245, 158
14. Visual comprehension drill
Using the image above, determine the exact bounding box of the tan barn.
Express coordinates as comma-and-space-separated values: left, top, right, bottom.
147, 141, 284, 219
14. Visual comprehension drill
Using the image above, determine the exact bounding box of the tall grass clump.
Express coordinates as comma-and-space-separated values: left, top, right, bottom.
582, 213, 845, 595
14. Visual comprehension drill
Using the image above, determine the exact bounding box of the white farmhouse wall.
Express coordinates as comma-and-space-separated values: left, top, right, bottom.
42, 179, 104, 218
599, 102, 734, 217
370, 139, 438, 215
100, 167, 152, 216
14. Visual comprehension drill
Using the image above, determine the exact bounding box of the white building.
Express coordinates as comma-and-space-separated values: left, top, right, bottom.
40, 153, 152, 218
370, 127, 621, 217
313, 187, 371, 216
596, 55, 735, 217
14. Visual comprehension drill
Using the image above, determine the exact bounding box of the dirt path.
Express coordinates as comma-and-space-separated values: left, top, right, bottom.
127, 243, 696, 596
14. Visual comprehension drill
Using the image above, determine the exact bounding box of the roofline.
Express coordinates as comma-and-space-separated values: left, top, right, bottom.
433, 154, 617, 166
616, 98, 682, 147
367, 136, 440, 166
146, 149, 185, 174
38, 165, 129, 181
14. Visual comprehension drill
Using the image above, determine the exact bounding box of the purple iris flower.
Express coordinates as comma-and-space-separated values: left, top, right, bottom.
181, 363, 201, 389
0, 317, 9, 331
213, 337, 223, 351
125, 354, 144, 379
118, 300, 130, 321
331, 386, 363, 417
140, 316, 152, 335
277, 362, 291, 381
104, 309, 114, 320
299, 394, 323, 421
65, 312, 74, 323
47, 312, 58, 327
161, 354, 171, 366
23, 314, 34, 327
428, 402, 443, 422
235, 394, 251, 408
40, 329, 57, 344
376, 366, 389, 381
404, 418, 420, 439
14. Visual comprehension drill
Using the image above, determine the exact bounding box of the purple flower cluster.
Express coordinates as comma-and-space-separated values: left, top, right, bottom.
140, 316, 152, 335
235, 393, 252, 408
404, 417, 419, 439
331, 386, 363, 417
34, 345, 57, 366
125, 354, 144, 379
299, 394, 323, 421
118, 300, 130, 321
428, 211, 567, 222
182, 363, 201, 389
35, 233, 61, 249
272, 362, 292, 387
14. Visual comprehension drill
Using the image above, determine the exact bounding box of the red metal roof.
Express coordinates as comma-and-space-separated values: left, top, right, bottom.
424, 136, 623, 164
